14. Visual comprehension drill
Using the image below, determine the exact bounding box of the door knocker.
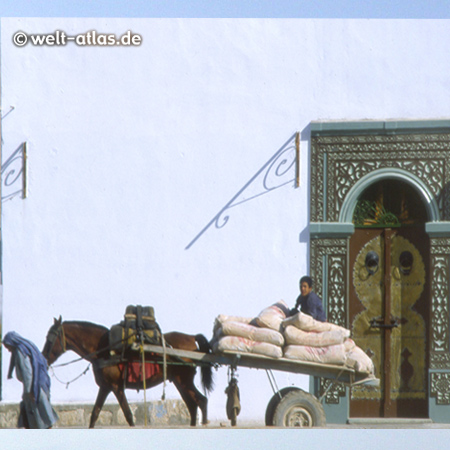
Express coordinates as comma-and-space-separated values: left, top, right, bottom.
365, 251, 379, 276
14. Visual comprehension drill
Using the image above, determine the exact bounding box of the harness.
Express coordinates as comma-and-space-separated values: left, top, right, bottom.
45, 321, 170, 400
45, 323, 67, 358
45, 324, 91, 388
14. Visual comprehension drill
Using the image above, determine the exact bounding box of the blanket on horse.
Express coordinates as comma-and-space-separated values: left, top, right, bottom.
119, 360, 161, 384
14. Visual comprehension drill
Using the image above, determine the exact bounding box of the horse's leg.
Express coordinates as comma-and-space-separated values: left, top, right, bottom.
173, 378, 199, 426
112, 386, 135, 427
199, 392, 208, 425
192, 385, 208, 425
90, 386, 110, 428
172, 369, 209, 426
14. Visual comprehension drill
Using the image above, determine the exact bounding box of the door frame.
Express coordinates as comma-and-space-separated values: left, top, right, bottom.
308, 120, 450, 424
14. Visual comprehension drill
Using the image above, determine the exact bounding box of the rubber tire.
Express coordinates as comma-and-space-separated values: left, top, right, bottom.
272, 390, 326, 427
265, 387, 301, 426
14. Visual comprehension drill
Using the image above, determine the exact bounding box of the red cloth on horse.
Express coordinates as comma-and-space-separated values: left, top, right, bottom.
120, 361, 160, 383
128, 362, 160, 383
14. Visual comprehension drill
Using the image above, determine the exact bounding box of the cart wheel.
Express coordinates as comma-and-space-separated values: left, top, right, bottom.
272, 390, 326, 428
265, 387, 300, 426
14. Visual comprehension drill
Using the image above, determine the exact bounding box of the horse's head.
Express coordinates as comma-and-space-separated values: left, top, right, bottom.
42, 316, 67, 366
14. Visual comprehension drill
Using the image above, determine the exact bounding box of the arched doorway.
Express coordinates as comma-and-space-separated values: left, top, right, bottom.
349, 179, 430, 418
309, 119, 450, 424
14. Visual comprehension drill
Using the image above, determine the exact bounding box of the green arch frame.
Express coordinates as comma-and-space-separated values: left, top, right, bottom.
339, 167, 440, 225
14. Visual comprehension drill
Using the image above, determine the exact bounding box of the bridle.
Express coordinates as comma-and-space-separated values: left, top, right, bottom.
44, 321, 115, 364
44, 322, 67, 362
44, 321, 91, 387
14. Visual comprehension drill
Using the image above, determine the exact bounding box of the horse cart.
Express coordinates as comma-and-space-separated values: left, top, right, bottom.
43, 312, 379, 428
133, 341, 379, 428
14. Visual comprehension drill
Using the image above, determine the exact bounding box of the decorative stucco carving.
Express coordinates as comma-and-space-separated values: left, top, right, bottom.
310, 238, 347, 404
430, 372, 450, 405
310, 238, 347, 328
311, 133, 450, 223
430, 238, 450, 369
319, 378, 346, 405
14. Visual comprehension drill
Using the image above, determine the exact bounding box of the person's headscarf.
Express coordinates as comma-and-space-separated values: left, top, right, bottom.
3, 331, 51, 403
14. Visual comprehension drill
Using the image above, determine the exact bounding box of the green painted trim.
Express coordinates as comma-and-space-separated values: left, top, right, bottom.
339, 168, 440, 223
311, 119, 450, 137
310, 222, 354, 239
426, 222, 450, 237
429, 370, 450, 424
320, 385, 350, 425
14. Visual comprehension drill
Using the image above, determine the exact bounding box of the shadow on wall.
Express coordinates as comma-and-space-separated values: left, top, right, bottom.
1, 143, 26, 203
186, 133, 299, 250
0, 131, 309, 247
1, 107, 26, 202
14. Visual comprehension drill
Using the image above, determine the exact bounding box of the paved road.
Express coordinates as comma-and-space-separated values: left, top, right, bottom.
57, 420, 450, 429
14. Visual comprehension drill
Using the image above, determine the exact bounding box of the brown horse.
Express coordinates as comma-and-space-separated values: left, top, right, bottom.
42, 317, 214, 428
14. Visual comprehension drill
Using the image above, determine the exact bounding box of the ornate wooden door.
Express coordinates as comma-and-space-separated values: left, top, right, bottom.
349, 226, 430, 418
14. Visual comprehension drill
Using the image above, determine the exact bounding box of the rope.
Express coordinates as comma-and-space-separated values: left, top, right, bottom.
140, 343, 148, 427
265, 369, 281, 397
51, 356, 85, 368
50, 364, 91, 389
161, 336, 167, 401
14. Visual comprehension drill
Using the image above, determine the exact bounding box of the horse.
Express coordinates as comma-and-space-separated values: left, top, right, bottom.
42, 317, 214, 428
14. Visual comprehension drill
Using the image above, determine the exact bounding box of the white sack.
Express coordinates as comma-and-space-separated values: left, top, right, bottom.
283, 325, 347, 347
254, 300, 289, 331
282, 312, 350, 337
345, 346, 375, 374
221, 321, 284, 347
283, 344, 347, 365
213, 335, 283, 359
344, 338, 356, 352
213, 314, 253, 333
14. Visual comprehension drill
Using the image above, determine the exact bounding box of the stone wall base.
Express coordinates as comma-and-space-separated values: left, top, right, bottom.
0, 399, 191, 428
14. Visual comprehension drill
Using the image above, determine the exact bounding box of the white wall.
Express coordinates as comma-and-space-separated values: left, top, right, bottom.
1, 18, 450, 423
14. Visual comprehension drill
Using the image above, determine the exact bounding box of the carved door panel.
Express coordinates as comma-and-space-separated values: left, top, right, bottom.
349, 227, 429, 418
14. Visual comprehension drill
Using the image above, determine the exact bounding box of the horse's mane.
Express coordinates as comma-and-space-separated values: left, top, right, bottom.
63, 320, 109, 333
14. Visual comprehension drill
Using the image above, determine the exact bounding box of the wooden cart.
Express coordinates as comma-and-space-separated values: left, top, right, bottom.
136, 343, 379, 427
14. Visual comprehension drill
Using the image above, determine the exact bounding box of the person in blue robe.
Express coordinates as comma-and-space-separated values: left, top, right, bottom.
3, 331, 59, 429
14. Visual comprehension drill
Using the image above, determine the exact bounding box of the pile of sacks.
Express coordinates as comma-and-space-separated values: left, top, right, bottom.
211, 300, 374, 375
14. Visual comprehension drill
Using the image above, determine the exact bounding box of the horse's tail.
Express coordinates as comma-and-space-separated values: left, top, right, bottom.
195, 333, 214, 394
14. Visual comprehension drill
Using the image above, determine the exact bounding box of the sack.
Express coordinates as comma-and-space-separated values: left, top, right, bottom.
283, 344, 347, 365
344, 338, 356, 352
345, 346, 375, 374
109, 305, 162, 354
213, 335, 283, 358
220, 321, 285, 347
283, 325, 347, 347
282, 312, 350, 337
254, 300, 289, 331
213, 314, 254, 334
